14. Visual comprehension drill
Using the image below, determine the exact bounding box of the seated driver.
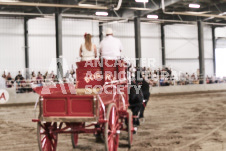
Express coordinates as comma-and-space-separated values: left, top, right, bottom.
79, 33, 97, 61
99, 28, 123, 60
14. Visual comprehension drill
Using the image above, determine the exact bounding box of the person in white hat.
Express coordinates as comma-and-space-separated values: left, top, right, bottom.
99, 28, 123, 59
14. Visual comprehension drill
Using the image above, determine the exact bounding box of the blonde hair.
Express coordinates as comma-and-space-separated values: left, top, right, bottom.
85, 34, 92, 51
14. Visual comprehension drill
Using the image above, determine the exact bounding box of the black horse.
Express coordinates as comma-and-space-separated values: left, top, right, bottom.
139, 78, 150, 118
129, 80, 143, 126
128, 69, 151, 126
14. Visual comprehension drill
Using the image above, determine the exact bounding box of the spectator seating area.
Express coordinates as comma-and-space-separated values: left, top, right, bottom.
1, 67, 226, 93
1, 69, 76, 93
135, 67, 226, 87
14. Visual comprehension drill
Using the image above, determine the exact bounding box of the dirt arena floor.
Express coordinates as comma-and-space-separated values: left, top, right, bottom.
1, 91, 226, 151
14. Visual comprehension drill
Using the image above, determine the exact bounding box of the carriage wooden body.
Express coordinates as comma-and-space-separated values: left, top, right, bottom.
32, 59, 134, 151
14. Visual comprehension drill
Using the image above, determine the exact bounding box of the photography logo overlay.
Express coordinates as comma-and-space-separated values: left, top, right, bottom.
0, 89, 9, 104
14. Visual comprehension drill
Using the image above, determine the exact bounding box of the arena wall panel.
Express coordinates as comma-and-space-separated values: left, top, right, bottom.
165, 24, 199, 59
0, 17, 25, 77
215, 27, 226, 48
215, 27, 226, 38
203, 26, 214, 76
166, 59, 199, 75
205, 59, 214, 77
140, 23, 161, 68
165, 24, 214, 76
28, 18, 56, 75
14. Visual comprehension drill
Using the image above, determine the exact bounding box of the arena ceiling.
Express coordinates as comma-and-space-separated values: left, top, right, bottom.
0, 0, 226, 24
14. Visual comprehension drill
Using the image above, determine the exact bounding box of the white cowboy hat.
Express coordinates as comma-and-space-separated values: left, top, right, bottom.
105, 28, 113, 34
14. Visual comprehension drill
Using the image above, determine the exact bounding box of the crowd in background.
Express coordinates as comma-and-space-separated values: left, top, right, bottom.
138, 67, 225, 87
1, 69, 76, 93
1, 67, 226, 93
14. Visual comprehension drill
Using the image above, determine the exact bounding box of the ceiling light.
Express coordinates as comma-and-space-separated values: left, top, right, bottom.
189, 4, 200, 8
147, 15, 158, 19
95, 12, 108, 16
135, 0, 149, 3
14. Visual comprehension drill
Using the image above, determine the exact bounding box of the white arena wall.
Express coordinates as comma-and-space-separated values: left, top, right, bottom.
140, 23, 162, 67
215, 26, 226, 38
0, 17, 25, 77
215, 26, 226, 49
165, 24, 213, 76
28, 18, 56, 75
0, 16, 221, 78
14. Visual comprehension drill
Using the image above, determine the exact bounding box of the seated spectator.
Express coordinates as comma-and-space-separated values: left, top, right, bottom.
15, 71, 23, 81
2, 71, 6, 79
38, 71, 41, 75
52, 74, 58, 82
209, 76, 213, 84
6, 72, 12, 81
45, 71, 54, 82
19, 77, 26, 93
185, 72, 190, 85
206, 75, 210, 84
212, 76, 218, 83
159, 75, 165, 86
44, 71, 48, 81
166, 67, 172, 77
6, 72, 13, 88
31, 71, 35, 77
179, 73, 186, 85
169, 75, 175, 85
152, 73, 159, 86
31, 72, 36, 83
191, 73, 196, 81
36, 73, 43, 86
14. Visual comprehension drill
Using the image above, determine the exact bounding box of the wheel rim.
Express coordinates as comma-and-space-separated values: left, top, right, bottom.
105, 103, 119, 151
108, 107, 118, 151
37, 122, 58, 151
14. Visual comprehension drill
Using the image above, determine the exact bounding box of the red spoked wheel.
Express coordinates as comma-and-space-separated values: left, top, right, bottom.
37, 122, 58, 151
71, 133, 78, 148
104, 103, 119, 151
127, 110, 133, 148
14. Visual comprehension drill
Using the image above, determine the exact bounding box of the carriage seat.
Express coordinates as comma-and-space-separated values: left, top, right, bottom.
76, 59, 126, 88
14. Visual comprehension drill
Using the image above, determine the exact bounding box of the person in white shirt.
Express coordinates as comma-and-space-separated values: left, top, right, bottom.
99, 28, 123, 59
79, 33, 97, 61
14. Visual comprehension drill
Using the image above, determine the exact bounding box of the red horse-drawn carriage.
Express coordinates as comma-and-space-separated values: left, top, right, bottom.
32, 59, 135, 151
